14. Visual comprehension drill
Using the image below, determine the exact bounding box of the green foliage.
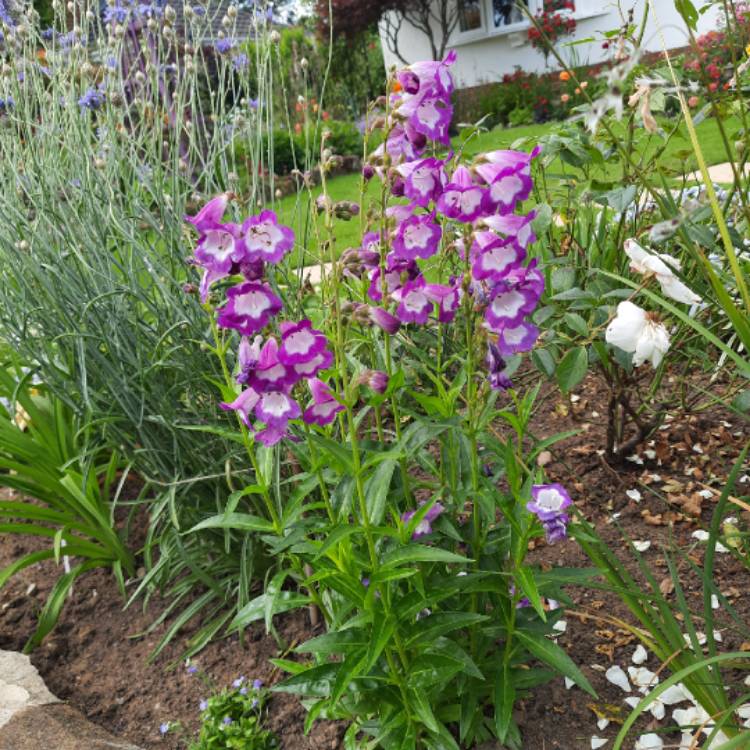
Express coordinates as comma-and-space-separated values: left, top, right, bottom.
189, 681, 278, 750
0, 362, 134, 649
245, 120, 363, 176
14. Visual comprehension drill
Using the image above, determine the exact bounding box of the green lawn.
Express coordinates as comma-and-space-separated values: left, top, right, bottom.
277, 114, 738, 268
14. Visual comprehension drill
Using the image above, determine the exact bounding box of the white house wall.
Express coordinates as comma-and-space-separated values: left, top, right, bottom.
380, 0, 723, 89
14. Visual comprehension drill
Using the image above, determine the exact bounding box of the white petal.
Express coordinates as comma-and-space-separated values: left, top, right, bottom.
564, 676, 575, 689
606, 301, 646, 353
629, 666, 658, 691
736, 703, 750, 719
634, 732, 664, 749
649, 701, 666, 720
553, 620, 567, 634
626, 489, 642, 502
659, 274, 701, 304
625, 696, 641, 709
660, 684, 690, 705
633, 540, 651, 552
591, 737, 608, 749
597, 718, 610, 731
632, 645, 648, 665
605, 665, 631, 693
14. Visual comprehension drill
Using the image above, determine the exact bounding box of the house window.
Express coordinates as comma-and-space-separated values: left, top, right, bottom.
492, 0, 528, 28
458, 0, 483, 31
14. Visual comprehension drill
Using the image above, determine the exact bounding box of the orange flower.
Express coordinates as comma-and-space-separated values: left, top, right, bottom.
559, 71, 570, 81
580, 81, 588, 89
560, 93, 570, 103
574, 87, 581, 94
392, 80, 403, 93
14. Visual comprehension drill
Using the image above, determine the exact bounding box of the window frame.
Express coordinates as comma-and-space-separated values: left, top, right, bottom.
454, 0, 538, 43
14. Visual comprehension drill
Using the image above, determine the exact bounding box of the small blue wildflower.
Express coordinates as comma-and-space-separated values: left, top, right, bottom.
192, 5, 205, 16
0, 96, 14, 114
251, 698, 259, 708
214, 38, 235, 54
231, 676, 245, 688
222, 717, 233, 726
106, 56, 117, 70
159, 722, 170, 735
41, 27, 54, 40
248, 98, 259, 111
78, 87, 105, 111
231, 52, 248, 72
239, 686, 247, 695
199, 698, 208, 711
186, 664, 198, 674
17, 71, 24, 82
252, 678, 263, 690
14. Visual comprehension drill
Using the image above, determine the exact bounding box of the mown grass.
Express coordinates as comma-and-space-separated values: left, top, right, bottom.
278, 114, 738, 268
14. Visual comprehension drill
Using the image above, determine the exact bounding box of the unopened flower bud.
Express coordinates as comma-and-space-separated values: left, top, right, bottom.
333, 201, 360, 220
315, 195, 332, 214
269, 30, 280, 44
16, 240, 29, 252
358, 370, 389, 394
94, 157, 106, 169
165, 5, 176, 21
300, 57, 308, 70
182, 283, 198, 294
369, 307, 400, 334
274, 188, 282, 199
227, 4, 237, 17
362, 164, 375, 181
86, 10, 95, 21
66, 1, 74, 11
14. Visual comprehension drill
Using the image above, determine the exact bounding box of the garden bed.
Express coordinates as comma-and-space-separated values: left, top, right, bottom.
1, 373, 746, 750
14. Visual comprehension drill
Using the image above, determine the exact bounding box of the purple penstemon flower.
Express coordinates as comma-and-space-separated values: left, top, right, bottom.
192, 223, 243, 296
471, 236, 526, 282
398, 50, 457, 99
237, 335, 263, 383
398, 93, 453, 146
220, 387, 261, 429
240, 210, 294, 264
358, 370, 389, 394
255, 390, 301, 428
185, 194, 230, 233
484, 281, 540, 333
436, 166, 489, 223
396, 157, 446, 207
278, 319, 328, 367
374, 123, 425, 163
437, 278, 462, 324
367, 256, 419, 302
479, 166, 533, 214
496, 320, 539, 355
392, 277, 451, 325
290, 348, 334, 379
527, 483, 572, 544
486, 342, 513, 391
392, 212, 442, 260
402, 501, 445, 539
302, 378, 344, 426
479, 146, 540, 178
254, 424, 288, 447
217, 281, 283, 335
481, 210, 537, 250
369, 306, 401, 334
527, 483, 572, 521
246, 338, 298, 392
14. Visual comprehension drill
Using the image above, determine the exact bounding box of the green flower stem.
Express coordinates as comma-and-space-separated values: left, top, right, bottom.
208, 314, 281, 533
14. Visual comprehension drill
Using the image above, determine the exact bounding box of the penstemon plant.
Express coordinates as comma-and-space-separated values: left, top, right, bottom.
183, 53, 596, 749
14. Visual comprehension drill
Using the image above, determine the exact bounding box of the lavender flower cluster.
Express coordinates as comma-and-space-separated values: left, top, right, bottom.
345, 52, 544, 390
185, 195, 342, 446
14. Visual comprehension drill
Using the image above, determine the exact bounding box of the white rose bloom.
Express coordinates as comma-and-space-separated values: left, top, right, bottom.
605, 301, 670, 368
624, 239, 701, 305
